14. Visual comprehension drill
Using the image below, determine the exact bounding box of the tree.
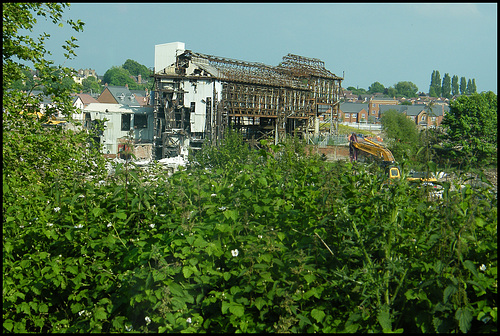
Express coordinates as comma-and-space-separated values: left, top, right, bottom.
471, 78, 477, 94
429, 70, 441, 97
440, 91, 497, 166
451, 75, 459, 97
394, 81, 418, 98
368, 81, 385, 94
82, 75, 101, 94
123, 59, 151, 78
102, 66, 136, 87
441, 73, 452, 98
466, 79, 473, 95
460, 77, 467, 95
3, 3, 106, 212
429, 70, 438, 97
384, 87, 397, 97
380, 109, 421, 161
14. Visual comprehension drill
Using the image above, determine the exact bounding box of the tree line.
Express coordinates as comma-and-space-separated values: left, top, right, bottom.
346, 71, 479, 100
429, 70, 477, 98
10, 59, 153, 96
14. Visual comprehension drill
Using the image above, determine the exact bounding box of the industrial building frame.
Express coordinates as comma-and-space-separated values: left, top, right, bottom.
153, 48, 343, 159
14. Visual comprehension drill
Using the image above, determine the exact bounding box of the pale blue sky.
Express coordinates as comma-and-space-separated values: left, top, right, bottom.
25, 3, 497, 93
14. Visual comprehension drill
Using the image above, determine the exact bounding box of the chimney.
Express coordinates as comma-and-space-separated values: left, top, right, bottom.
125, 84, 128, 89
138, 74, 142, 84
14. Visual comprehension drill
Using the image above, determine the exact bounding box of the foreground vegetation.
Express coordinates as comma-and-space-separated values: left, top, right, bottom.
3, 131, 498, 333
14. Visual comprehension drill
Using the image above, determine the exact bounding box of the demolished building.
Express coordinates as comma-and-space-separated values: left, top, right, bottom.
153, 42, 343, 159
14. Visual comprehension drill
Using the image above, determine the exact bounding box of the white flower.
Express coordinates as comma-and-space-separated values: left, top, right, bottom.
54, 207, 61, 212
107, 222, 113, 227
78, 310, 85, 316
219, 206, 227, 211
211, 193, 216, 197
47, 223, 54, 227
149, 224, 155, 229
258, 235, 263, 239
74, 224, 84, 229
186, 317, 192, 324
480, 264, 487, 271
19, 225, 24, 229
231, 249, 239, 257
160, 214, 166, 217
145, 316, 151, 324
125, 325, 132, 331
78, 194, 85, 198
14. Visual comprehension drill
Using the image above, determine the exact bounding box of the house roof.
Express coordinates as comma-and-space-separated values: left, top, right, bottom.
402, 105, 426, 116
101, 86, 140, 106
72, 93, 99, 105
340, 102, 369, 113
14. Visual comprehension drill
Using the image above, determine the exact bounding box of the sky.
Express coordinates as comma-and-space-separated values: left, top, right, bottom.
23, 3, 497, 94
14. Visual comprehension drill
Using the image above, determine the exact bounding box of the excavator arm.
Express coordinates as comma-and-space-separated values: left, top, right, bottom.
349, 133, 400, 179
349, 133, 395, 164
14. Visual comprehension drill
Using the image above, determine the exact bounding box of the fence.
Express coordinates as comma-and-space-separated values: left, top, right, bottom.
306, 134, 348, 147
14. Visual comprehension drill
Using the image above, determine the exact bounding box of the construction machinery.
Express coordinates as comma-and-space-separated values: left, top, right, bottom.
349, 133, 401, 179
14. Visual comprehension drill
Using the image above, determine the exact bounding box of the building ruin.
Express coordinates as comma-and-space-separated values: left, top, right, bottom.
153, 42, 343, 159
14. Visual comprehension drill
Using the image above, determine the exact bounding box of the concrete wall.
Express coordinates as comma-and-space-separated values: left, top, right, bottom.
154, 42, 185, 74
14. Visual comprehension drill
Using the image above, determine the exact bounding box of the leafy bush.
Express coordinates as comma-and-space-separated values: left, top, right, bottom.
3, 135, 497, 333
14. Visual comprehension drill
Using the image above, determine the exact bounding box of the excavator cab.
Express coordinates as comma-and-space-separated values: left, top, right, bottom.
388, 166, 401, 179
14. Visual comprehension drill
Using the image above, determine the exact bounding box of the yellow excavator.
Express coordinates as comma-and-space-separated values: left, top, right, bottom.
348, 133, 401, 179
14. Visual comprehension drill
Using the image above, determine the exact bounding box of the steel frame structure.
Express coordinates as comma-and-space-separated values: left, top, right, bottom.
153, 50, 343, 159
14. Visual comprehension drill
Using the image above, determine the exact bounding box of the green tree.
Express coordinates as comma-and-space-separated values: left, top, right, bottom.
429, 70, 441, 97
384, 87, 397, 97
81, 75, 101, 94
466, 79, 473, 95
441, 73, 451, 98
394, 81, 418, 98
368, 81, 385, 94
460, 76, 467, 95
440, 91, 497, 166
380, 109, 420, 160
451, 75, 459, 96
102, 66, 135, 87
471, 78, 477, 94
123, 59, 151, 78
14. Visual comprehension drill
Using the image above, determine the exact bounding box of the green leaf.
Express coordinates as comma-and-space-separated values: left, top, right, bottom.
94, 306, 107, 320
115, 212, 127, 220
38, 303, 49, 313
443, 285, 457, 303
377, 306, 392, 331
304, 273, 316, 284
182, 266, 193, 279
311, 308, 326, 323
229, 303, 245, 317
463, 260, 479, 278
3, 320, 14, 332
254, 297, 266, 310
455, 307, 472, 333
66, 265, 78, 275
223, 209, 238, 221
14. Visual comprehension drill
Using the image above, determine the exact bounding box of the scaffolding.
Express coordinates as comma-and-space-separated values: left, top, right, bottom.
153, 50, 343, 159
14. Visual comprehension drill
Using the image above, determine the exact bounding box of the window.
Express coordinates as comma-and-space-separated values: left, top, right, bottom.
121, 114, 131, 131
134, 114, 147, 129
345, 113, 350, 118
